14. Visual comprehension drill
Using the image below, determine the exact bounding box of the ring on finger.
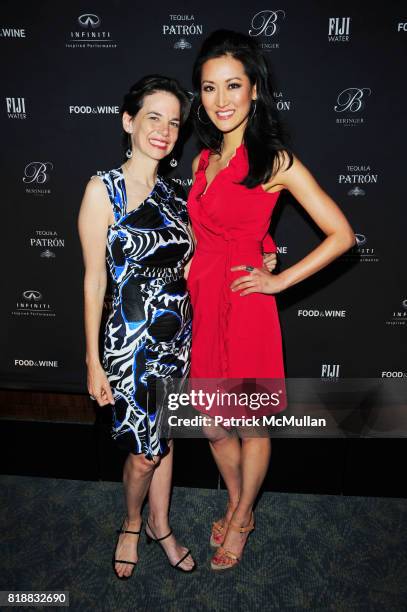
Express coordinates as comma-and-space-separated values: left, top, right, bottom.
245, 265, 254, 272
89, 394, 96, 401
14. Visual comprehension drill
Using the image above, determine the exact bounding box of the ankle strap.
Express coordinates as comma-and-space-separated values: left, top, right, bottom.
147, 520, 173, 541
154, 528, 173, 542
229, 513, 255, 533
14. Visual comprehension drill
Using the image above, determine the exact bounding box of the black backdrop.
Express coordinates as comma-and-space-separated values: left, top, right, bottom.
1, 0, 406, 393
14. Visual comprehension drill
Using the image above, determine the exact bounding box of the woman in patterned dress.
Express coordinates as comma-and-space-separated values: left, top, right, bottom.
78, 76, 196, 578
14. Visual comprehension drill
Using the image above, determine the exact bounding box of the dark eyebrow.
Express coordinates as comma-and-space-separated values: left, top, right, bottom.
146, 111, 180, 121
202, 77, 243, 84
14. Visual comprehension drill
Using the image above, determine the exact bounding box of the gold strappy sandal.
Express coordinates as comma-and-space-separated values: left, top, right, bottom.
210, 519, 227, 548
210, 513, 255, 571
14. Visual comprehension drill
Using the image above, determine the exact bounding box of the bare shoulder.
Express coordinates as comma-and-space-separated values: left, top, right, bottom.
82, 175, 110, 205
262, 149, 294, 193
268, 150, 307, 190
79, 174, 111, 226
85, 174, 108, 196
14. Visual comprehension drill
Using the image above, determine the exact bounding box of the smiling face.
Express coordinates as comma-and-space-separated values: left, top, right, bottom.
200, 54, 256, 134
123, 90, 181, 161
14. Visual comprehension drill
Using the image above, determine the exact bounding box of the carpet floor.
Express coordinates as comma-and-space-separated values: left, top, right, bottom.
1, 475, 406, 611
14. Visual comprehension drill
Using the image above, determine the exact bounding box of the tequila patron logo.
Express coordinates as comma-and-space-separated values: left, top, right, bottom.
338, 163, 378, 195
29, 230, 65, 258
273, 91, 291, 111
249, 9, 285, 50
163, 14, 203, 50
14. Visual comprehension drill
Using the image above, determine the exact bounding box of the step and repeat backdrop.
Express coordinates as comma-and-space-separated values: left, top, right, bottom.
1, 1, 406, 392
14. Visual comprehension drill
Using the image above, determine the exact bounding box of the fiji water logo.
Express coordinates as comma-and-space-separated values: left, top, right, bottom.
6, 97, 26, 119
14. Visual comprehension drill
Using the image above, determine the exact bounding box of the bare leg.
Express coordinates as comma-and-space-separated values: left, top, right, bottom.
114, 452, 156, 578
212, 437, 271, 566
204, 422, 242, 534
146, 441, 195, 570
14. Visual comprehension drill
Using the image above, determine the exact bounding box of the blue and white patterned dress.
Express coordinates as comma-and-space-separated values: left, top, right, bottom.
98, 167, 193, 459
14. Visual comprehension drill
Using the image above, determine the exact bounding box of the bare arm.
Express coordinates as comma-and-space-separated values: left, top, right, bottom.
231, 152, 355, 296
77, 176, 114, 404
276, 152, 355, 290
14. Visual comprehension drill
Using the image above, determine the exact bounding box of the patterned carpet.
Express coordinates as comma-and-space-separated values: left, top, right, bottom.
1, 475, 406, 611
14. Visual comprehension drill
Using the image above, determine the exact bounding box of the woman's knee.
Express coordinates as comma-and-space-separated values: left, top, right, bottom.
127, 453, 160, 474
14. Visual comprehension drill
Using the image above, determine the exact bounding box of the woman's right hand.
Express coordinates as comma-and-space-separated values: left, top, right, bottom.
87, 361, 115, 406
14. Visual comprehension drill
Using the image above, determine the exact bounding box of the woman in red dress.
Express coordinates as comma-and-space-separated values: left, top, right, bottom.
187, 30, 355, 570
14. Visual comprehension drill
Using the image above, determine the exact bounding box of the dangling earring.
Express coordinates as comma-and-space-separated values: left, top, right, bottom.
249, 100, 257, 120
197, 104, 211, 125
126, 133, 132, 159
170, 158, 178, 168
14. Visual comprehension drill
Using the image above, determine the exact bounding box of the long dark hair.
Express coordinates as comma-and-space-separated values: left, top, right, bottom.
120, 74, 191, 160
191, 30, 293, 188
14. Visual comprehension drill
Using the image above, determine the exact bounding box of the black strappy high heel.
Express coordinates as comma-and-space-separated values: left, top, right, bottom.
145, 520, 196, 572
112, 519, 143, 580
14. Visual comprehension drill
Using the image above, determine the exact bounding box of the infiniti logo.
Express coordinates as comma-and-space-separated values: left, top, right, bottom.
355, 233, 366, 246
78, 14, 101, 29
22, 290, 42, 301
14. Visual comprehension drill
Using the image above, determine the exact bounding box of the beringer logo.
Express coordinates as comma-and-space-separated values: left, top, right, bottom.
22, 290, 41, 301
78, 14, 101, 29
334, 88, 371, 113
249, 10, 285, 37
23, 162, 53, 184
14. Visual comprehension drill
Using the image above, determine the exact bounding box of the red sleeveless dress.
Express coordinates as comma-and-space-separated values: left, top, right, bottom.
187, 144, 285, 385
